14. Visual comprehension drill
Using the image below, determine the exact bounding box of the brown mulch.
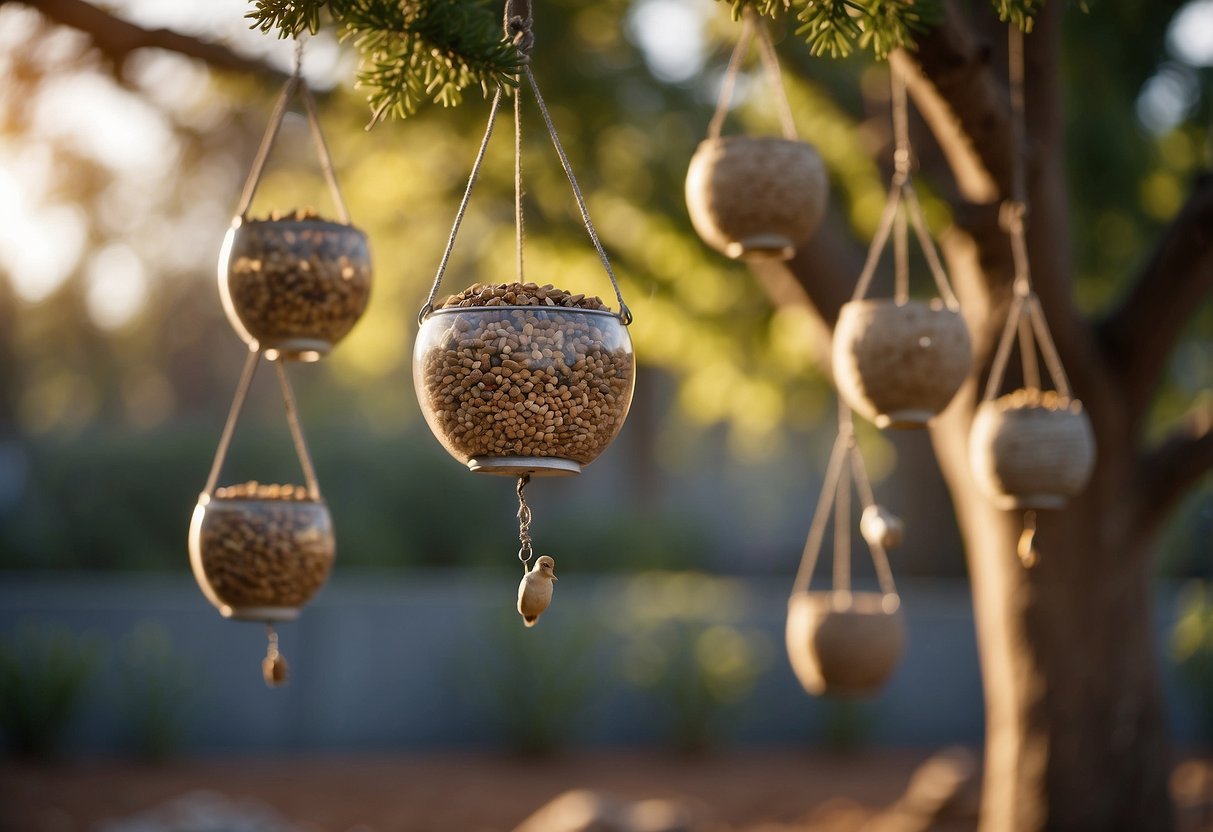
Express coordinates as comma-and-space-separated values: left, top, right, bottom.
0, 750, 1209, 832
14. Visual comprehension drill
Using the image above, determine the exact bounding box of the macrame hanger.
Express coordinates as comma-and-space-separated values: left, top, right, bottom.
524, 58, 632, 324
851, 61, 960, 310
418, 87, 504, 324
981, 25, 1072, 405
420, 4, 633, 326
752, 13, 798, 140
202, 348, 260, 498
235, 37, 350, 224
791, 401, 899, 600
274, 359, 322, 500
707, 13, 755, 140
708, 10, 797, 141
507, 3, 532, 285
200, 350, 321, 501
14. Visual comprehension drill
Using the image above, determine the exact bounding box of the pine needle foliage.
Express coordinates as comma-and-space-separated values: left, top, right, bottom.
247, 0, 522, 121
722, 0, 1042, 58
246, 0, 1043, 117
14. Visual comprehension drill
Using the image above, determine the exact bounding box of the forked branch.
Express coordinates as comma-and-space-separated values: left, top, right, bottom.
1134, 399, 1213, 538
1097, 172, 1213, 425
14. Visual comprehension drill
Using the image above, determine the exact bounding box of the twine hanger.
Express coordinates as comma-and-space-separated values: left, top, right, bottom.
235, 36, 350, 224
791, 401, 899, 608
418, 2, 632, 326
201, 350, 322, 502
980, 25, 1071, 407
708, 7, 798, 141
850, 62, 960, 311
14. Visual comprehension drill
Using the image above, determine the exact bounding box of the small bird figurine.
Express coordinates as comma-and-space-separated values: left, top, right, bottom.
517, 555, 557, 628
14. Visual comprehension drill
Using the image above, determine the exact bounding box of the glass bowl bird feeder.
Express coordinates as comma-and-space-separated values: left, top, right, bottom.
218, 63, 372, 362
787, 405, 906, 698
190, 352, 334, 685
831, 66, 972, 429
414, 285, 634, 476
188, 46, 358, 685
685, 9, 827, 261
412, 8, 634, 622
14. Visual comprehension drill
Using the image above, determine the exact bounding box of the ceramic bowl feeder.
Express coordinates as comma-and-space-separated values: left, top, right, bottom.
685, 9, 828, 262
969, 288, 1095, 511
786, 408, 906, 698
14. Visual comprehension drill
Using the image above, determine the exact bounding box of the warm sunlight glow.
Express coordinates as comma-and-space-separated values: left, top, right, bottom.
86, 243, 148, 330
0, 166, 87, 303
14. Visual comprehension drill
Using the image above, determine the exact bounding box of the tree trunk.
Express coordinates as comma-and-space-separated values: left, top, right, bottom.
932, 398, 1176, 831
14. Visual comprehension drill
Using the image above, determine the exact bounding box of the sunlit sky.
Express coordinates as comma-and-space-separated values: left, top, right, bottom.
0, 0, 1210, 331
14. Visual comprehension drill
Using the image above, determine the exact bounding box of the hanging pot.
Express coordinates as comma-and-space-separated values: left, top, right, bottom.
786, 591, 905, 697
189, 481, 335, 621
832, 298, 972, 429
219, 211, 372, 361
685, 136, 828, 261
414, 282, 635, 477
969, 391, 1095, 509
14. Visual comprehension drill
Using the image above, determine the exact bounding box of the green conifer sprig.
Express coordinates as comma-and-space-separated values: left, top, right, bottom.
245, 0, 1042, 119
721, 0, 1041, 58
247, 0, 521, 121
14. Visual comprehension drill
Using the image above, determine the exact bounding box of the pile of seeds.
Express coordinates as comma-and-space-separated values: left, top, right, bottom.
225, 210, 372, 351
418, 282, 634, 465
434, 282, 610, 311
993, 388, 1083, 413
195, 482, 334, 610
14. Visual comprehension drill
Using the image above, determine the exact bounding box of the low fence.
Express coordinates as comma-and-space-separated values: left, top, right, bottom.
0, 571, 1203, 755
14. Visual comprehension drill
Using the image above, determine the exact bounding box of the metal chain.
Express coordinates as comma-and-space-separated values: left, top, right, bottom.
516, 474, 533, 572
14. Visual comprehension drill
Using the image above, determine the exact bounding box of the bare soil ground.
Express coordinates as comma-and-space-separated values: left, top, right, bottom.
1, 750, 1210, 832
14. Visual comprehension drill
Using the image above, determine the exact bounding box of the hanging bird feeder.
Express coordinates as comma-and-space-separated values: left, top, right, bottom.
831, 66, 971, 429
189, 352, 335, 686
218, 53, 372, 362
968, 244, 1095, 510
413, 10, 635, 480
412, 5, 634, 623
968, 30, 1095, 518
685, 9, 828, 261
786, 405, 906, 698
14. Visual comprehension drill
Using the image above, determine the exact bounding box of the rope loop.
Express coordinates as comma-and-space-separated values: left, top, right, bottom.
999, 200, 1029, 234
506, 14, 534, 58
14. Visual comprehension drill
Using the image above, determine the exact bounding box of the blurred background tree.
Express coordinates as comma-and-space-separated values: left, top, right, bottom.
0, 0, 1209, 830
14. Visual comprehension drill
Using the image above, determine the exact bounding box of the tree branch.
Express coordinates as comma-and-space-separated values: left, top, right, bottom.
1133, 399, 1213, 538
895, 1, 1012, 204
1097, 172, 1213, 424
12, 0, 284, 80
747, 210, 865, 363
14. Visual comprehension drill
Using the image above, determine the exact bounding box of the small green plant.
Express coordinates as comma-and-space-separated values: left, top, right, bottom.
0, 619, 102, 759
615, 572, 771, 754
1172, 580, 1213, 742
822, 698, 871, 752
113, 621, 198, 761
452, 604, 600, 757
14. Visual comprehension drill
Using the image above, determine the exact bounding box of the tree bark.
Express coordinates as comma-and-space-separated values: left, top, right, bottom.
768, 2, 1198, 828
